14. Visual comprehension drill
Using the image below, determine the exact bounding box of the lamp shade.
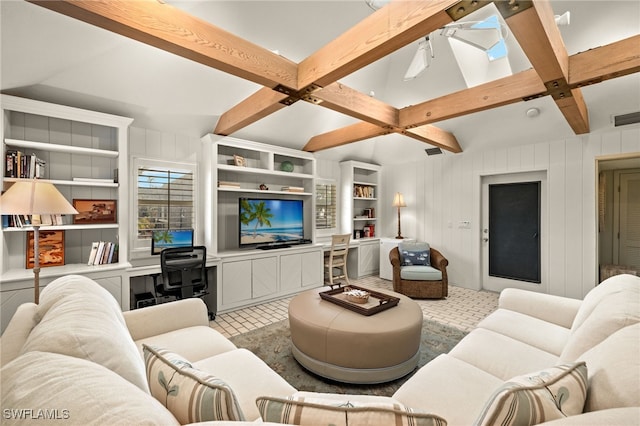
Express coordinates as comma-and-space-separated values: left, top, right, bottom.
392, 192, 406, 207
0, 180, 78, 215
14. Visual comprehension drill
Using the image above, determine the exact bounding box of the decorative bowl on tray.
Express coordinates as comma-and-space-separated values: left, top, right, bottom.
344, 288, 370, 304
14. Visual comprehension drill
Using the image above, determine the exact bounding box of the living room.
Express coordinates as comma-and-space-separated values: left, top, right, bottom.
1, 1, 639, 424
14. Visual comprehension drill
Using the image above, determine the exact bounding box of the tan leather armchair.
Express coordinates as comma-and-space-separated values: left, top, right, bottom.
389, 246, 449, 298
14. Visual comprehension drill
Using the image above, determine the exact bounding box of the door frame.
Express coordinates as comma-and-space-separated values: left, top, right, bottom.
596, 154, 640, 283
480, 171, 549, 294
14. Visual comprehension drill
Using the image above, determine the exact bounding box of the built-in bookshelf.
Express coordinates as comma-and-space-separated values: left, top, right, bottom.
340, 160, 381, 240
1, 95, 131, 291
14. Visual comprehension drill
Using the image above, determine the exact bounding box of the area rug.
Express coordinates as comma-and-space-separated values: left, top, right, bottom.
229, 318, 467, 396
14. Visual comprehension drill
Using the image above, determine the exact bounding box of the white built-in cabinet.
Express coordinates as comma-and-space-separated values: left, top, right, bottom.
202, 135, 323, 313
1, 95, 132, 332
340, 160, 381, 239
340, 161, 381, 277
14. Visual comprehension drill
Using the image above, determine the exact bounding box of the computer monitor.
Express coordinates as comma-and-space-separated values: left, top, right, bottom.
151, 229, 194, 255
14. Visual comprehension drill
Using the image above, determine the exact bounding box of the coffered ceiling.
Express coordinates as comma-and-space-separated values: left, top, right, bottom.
1, 1, 639, 165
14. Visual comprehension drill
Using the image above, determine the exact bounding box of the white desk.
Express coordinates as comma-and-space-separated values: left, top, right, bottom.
127, 256, 220, 312
320, 238, 380, 279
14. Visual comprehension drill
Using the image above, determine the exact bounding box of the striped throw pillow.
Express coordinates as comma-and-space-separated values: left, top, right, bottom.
143, 345, 245, 423
257, 395, 447, 425
474, 362, 588, 426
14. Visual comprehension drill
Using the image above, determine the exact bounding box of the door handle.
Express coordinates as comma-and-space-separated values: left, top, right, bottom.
483, 238, 489, 243
533, 232, 538, 239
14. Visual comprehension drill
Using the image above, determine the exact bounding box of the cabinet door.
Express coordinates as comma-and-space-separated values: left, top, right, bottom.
280, 254, 302, 292
252, 257, 277, 298
301, 250, 323, 287
359, 242, 380, 276
222, 260, 252, 304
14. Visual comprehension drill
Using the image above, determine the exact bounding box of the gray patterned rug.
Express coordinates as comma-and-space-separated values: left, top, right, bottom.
229, 318, 467, 396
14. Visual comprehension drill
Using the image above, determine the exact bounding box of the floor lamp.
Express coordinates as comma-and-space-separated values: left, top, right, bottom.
0, 180, 78, 304
392, 192, 406, 239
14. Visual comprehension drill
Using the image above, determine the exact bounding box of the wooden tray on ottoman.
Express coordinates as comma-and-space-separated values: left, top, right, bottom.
319, 285, 400, 316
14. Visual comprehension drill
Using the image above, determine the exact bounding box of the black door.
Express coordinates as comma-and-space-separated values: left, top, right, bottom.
489, 181, 541, 283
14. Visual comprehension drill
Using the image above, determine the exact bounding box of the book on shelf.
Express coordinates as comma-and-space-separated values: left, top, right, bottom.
353, 185, 374, 198
218, 180, 241, 189
281, 186, 305, 193
88, 241, 118, 265
4, 150, 46, 179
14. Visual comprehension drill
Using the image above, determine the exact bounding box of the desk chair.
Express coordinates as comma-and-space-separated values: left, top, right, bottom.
324, 234, 351, 286
156, 246, 215, 319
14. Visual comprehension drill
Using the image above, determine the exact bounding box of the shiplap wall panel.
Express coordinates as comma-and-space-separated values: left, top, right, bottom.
565, 138, 585, 299
383, 127, 639, 298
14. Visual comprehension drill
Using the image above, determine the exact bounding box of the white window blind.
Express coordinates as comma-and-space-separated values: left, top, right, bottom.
316, 182, 336, 229
137, 165, 195, 239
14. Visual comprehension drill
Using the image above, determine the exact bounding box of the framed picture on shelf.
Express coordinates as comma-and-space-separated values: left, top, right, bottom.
26, 230, 65, 268
233, 155, 246, 167
73, 199, 117, 224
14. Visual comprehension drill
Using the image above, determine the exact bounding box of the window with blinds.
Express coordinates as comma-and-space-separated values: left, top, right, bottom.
316, 182, 336, 229
136, 164, 195, 239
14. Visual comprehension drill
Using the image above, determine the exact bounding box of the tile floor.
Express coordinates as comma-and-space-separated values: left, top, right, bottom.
210, 276, 499, 338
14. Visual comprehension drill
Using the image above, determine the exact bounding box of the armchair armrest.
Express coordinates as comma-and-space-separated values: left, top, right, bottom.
389, 246, 402, 268
123, 298, 209, 341
430, 248, 448, 272
499, 288, 582, 329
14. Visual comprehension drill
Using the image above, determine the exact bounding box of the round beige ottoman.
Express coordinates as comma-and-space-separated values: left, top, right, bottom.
288, 287, 423, 384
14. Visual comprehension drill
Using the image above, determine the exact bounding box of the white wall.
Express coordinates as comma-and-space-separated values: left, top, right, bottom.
382, 127, 640, 298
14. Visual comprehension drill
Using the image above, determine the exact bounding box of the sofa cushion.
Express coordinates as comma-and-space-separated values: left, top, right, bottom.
193, 348, 297, 421
562, 274, 640, 361
448, 328, 560, 380
0, 302, 38, 366
474, 362, 588, 426
399, 242, 431, 266
20, 275, 149, 393
578, 323, 640, 412
256, 395, 447, 425
477, 309, 571, 356
134, 326, 237, 362
400, 265, 442, 281
143, 345, 245, 423
0, 351, 179, 425
393, 354, 503, 426
561, 275, 640, 362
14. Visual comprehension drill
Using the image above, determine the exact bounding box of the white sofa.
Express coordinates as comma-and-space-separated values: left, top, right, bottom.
1, 273, 638, 425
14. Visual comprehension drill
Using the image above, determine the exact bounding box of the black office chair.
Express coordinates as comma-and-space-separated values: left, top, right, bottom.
156, 246, 215, 319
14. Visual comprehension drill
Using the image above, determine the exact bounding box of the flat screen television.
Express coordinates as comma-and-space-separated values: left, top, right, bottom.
239, 198, 304, 248
151, 228, 194, 255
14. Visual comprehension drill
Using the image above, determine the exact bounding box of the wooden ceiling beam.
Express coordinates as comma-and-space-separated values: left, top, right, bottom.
505, 1, 589, 134
303, 122, 391, 152
214, 88, 289, 136
311, 82, 399, 127
399, 69, 545, 128
569, 35, 640, 87
29, 0, 298, 90
403, 125, 463, 153
298, 0, 458, 89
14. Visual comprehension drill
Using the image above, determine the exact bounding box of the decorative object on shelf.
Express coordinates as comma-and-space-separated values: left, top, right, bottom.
72, 199, 117, 224
280, 160, 294, 172
233, 155, 246, 167
392, 192, 407, 239
259, 183, 269, 191
0, 179, 78, 303
27, 230, 65, 269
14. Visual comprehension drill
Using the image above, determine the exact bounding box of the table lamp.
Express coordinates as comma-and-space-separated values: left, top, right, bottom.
392, 192, 406, 239
0, 180, 78, 303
